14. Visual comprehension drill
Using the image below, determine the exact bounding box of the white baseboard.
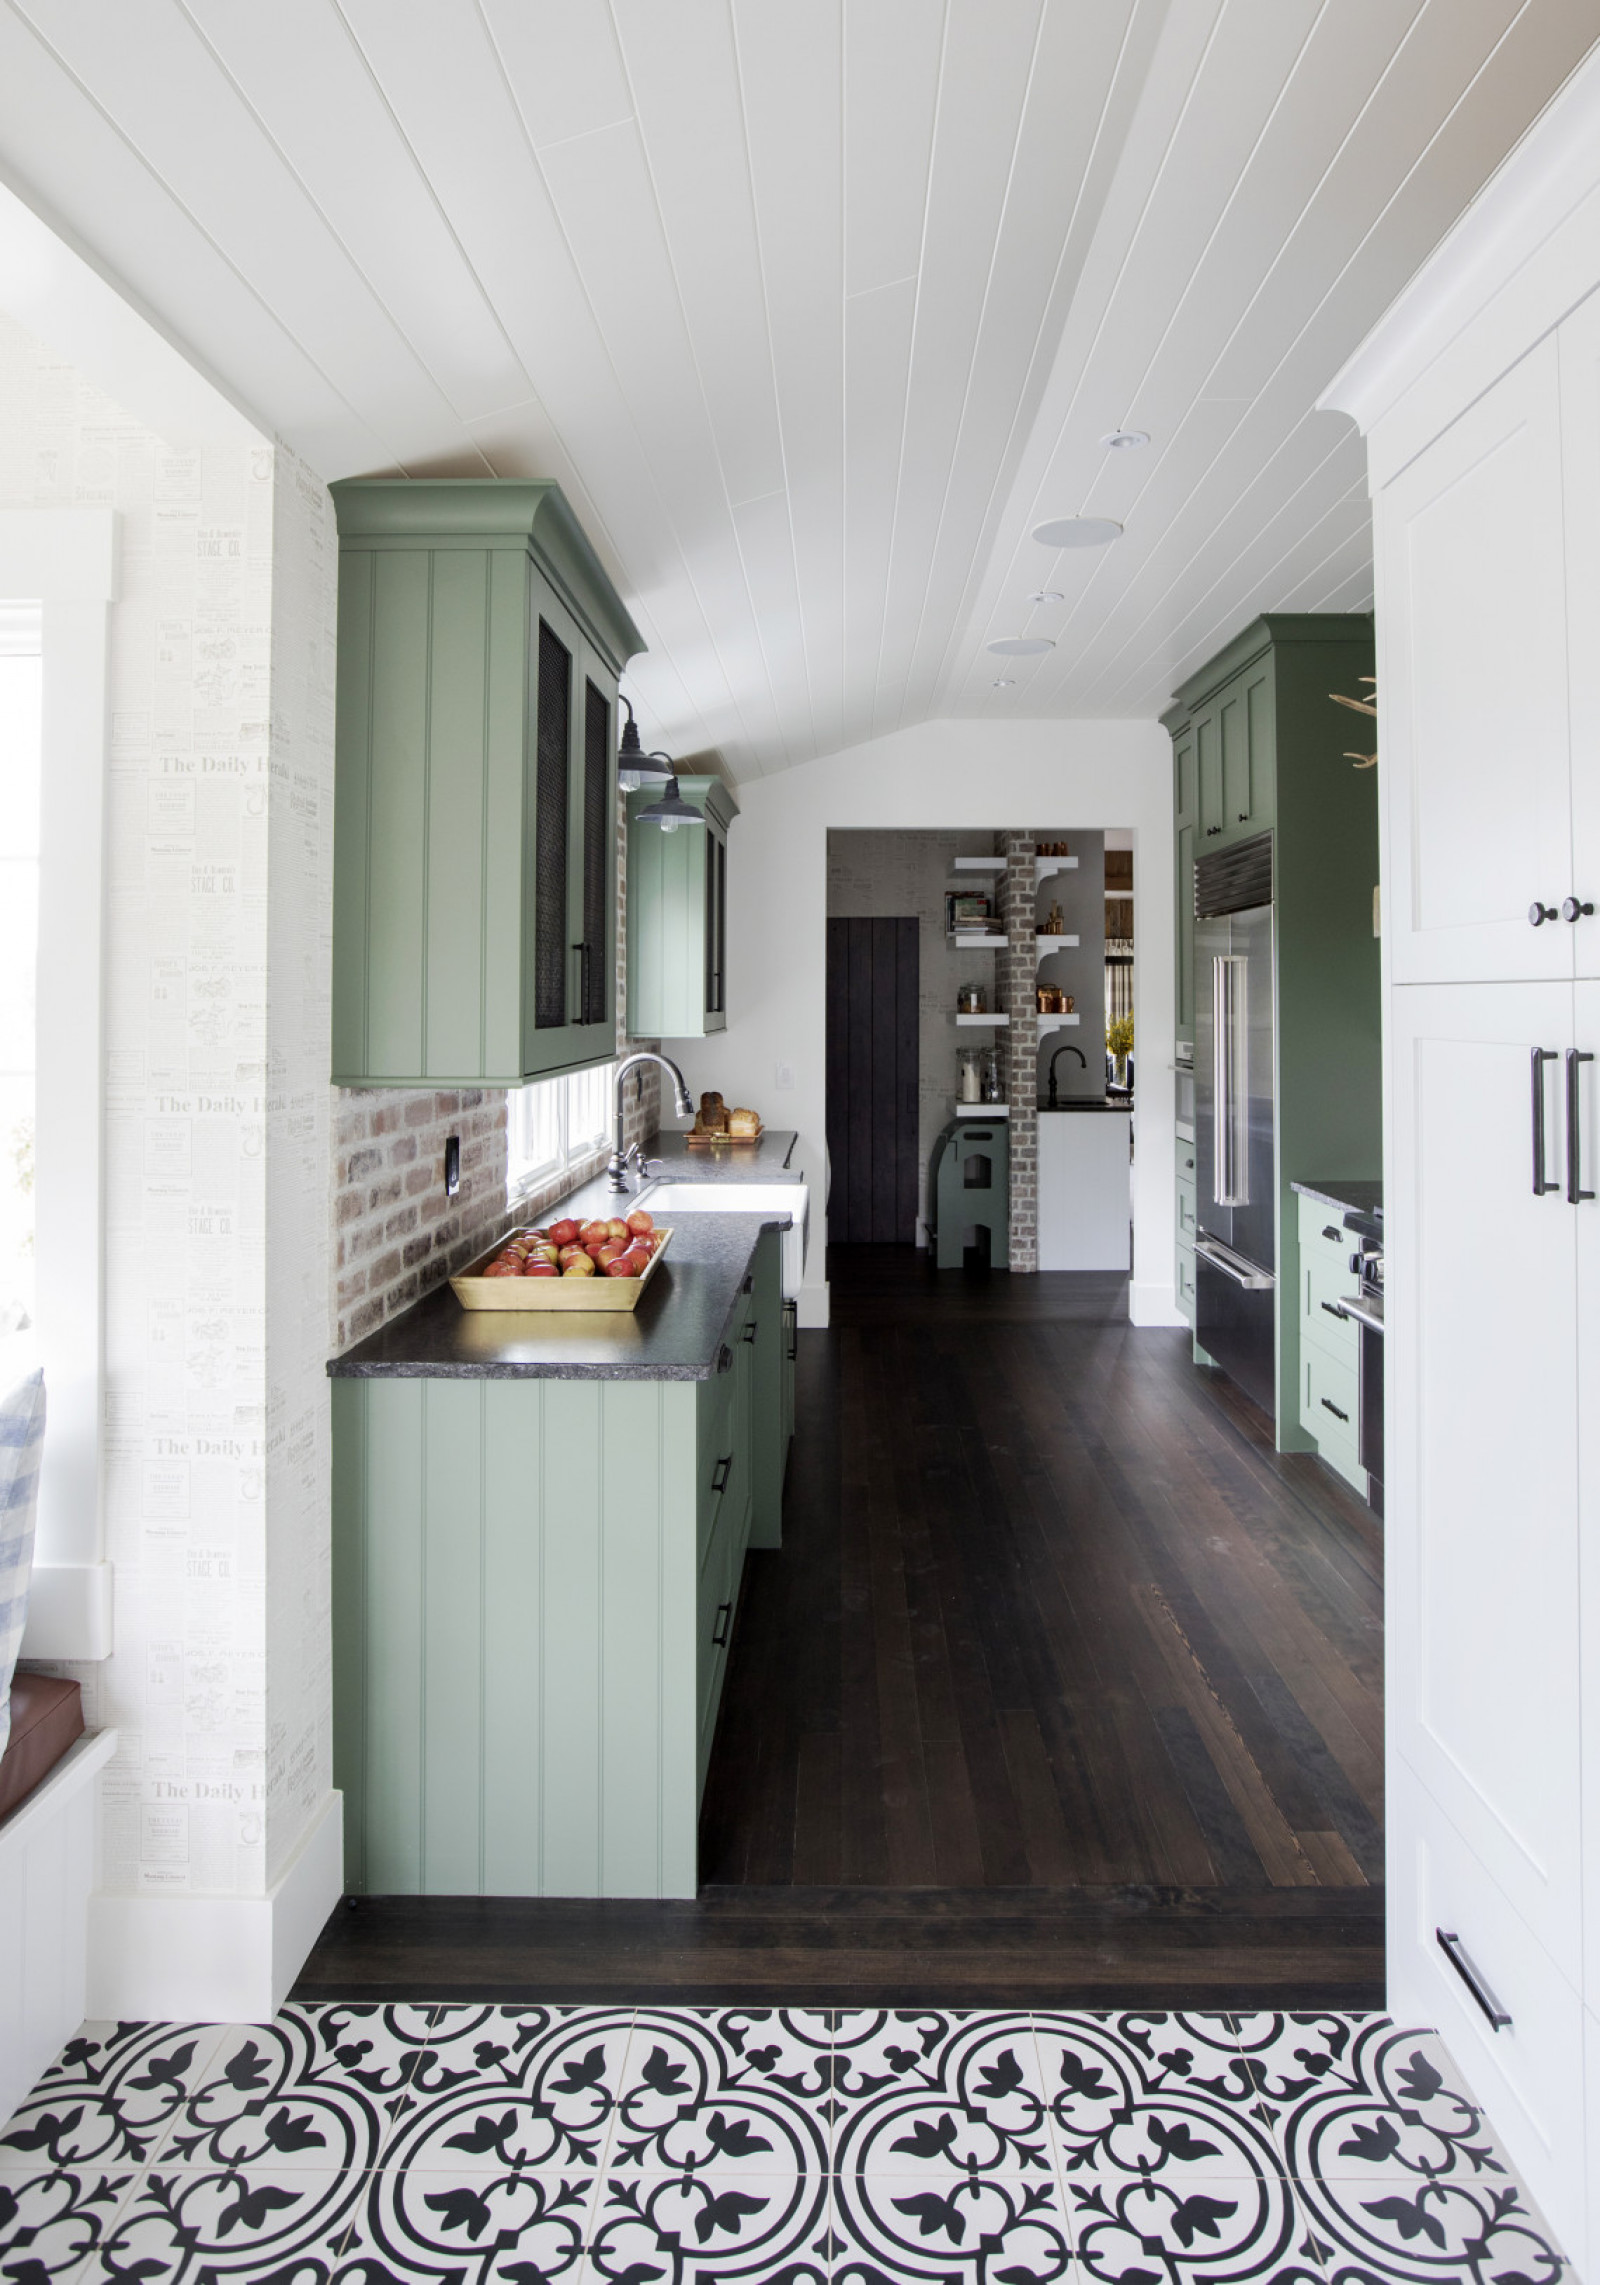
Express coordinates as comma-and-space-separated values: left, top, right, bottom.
1129, 1279, 1185, 1328
796, 1282, 830, 1330
0, 1726, 119, 2128
87, 1789, 343, 2024
20, 1562, 114, 1659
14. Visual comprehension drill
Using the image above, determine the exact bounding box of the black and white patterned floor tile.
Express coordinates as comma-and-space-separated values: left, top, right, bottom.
0, 2007, 1571, 2283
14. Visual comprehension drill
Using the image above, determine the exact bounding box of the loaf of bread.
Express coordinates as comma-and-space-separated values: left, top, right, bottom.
694, 1091, 728, 1134
727, 1106, 761, 1137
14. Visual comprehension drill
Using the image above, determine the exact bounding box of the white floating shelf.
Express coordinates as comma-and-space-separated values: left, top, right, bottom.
1033, 935, 1080, 954
951, 856, 1007, 874
948, 932, 1009, 948
1035, 855, 1080, 878
951, 1010, 1010, 1026
953, 1102, 1009, 1116
1038, 1013, 1082, 1029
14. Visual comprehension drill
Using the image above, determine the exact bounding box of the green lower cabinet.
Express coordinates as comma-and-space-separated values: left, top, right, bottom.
333, 1238, 801, 1898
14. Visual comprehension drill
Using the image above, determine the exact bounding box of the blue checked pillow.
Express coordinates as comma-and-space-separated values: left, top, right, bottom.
0, 1369, 46, 1764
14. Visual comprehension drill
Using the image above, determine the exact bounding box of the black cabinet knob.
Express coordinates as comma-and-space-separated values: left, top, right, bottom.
1562, 896, 1594, 923
1530, 901, 1558, 927
1206, 825, 1222, 837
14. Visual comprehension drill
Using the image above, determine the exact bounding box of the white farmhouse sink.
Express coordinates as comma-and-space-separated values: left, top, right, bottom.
640, 1181, 808, 1299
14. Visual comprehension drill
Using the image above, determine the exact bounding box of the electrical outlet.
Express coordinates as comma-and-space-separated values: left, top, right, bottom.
774, 1061, 795, 1091
444, 1134, 460, 1196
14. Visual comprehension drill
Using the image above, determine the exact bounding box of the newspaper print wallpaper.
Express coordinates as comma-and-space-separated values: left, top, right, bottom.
0, 312, 338, 1900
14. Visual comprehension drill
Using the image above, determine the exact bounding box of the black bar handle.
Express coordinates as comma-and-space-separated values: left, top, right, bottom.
784, 1302, 797, 1361
1322, 1224, 1341, 1242
740, 1319, 757, 1345
711, 1453, 732, 1494
712, 1600, 732, 1647
741, 1273, 754, 1295
1320, 1301, 1349, 1322
1320, 1396, 1349, 1423
1436, 1928, 1511, 2030
717, 1344, 733, 1374
1567, 1050, 1595, 1204
1532, 1048, 1559, 1195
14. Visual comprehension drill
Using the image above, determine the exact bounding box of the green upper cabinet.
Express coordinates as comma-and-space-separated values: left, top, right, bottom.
1172, 723, 1198, 1042
626, 774, 739, 1039
330, 480, 644, 1087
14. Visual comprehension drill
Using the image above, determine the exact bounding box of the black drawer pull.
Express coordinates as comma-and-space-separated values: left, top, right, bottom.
717, 1344, 732, 1374
1320, 1301, 1349, 1322
741, 1273, 753, 1296
784, 1302, 797, 1361
1320, 1397, 1349, 1423
1436, 1929, 1511, 2030
1183, 1155, 1194, 1171
1237, 811, 1248, 823
740, 1319, 757, 1344
712, 1600, 732, 1647
711, 1453, 732, 1495
1321, 1224, 1340, 1243
1206, 824, 1222, 837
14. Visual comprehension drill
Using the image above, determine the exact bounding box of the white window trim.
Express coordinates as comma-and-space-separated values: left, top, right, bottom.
0, 508, 116, 1660
507, 1063, 616, 1204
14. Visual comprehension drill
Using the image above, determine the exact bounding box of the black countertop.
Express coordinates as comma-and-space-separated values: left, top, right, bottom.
329, 1134, 803, 1382
1038, 1096, 1134, 1114
643, 1128, 800, 1178
1292, 1177, 1383, 1219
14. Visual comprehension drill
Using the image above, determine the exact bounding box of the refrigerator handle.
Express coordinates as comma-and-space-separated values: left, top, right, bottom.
1213, 953, 1248, 1206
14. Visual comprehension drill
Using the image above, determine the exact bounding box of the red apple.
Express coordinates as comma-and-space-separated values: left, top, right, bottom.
481, 1261, 521, 1278
579, 1218, 610, 1243
562, 1252, 597, 1276
605, 1253, 641, 1277
625, 1209, 655, 1237
558, 1244, 586, 1266
549, 1219, 579, 1246
605, 1217, 630, 1242
523, 1261, 559, 1278
617, 1248, 648, 1277
598, 1243, 626, 1267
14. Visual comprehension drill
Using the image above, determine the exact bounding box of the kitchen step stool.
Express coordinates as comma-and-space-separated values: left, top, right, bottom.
929, 1118, 1010, 1269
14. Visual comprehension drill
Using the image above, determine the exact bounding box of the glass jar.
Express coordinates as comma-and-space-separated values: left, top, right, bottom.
958, 1050, 982, 1102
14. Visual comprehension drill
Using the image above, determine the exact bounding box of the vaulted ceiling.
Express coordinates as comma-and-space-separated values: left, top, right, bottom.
0, 0, 1592, 777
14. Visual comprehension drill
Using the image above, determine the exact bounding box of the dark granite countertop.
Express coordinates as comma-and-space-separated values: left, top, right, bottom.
329, 1137, 804, 1382
1292, 1177, 1383, 1219
643, 1128, 800, 1178
1038, 1097, 1134, 1114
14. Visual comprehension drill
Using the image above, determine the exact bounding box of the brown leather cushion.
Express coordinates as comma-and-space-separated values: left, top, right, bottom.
0, 1673, 85, 1825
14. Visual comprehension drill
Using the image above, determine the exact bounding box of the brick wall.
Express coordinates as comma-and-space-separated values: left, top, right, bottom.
997, 833, 1038, 1272
330, 790, 660, 1353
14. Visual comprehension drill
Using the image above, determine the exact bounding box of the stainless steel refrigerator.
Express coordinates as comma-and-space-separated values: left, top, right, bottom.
1193, 834, 1276, 1414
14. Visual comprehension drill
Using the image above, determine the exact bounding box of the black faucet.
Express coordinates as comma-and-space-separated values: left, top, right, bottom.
1046, 1042, 1087, 1107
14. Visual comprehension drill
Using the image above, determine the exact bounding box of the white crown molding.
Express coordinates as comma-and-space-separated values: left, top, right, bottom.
1321, 39, 1600, 436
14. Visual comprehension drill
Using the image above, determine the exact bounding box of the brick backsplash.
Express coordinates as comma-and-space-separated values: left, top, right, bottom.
330, 789, 660, 1353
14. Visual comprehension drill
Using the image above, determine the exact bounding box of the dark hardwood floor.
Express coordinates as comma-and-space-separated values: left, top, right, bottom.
297, 1247, 1385, 2008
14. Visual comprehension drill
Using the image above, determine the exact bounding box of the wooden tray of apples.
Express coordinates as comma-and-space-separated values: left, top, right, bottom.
450, 1210, 671, 1311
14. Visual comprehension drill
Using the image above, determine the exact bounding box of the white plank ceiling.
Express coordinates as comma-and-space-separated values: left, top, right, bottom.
0, 0, 1592, 777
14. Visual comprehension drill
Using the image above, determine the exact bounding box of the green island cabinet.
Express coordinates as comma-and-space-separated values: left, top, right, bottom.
332, 1226, 790, 1899
1295, 1194, 1365, 1494
626, 775, 738, 1037
1163, 615, 1380, 1447
331, 480, 644, 1087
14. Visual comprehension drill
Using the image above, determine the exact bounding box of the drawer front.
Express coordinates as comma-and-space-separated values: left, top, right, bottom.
1298, 1192, 1355, 1272
1176, 1175, 1198, 1245
1389, 1757, 1586, 2263
697, 1501, 736, 1732
1175, 1242, 1196, 1324
1302, 1341, 1359, 1464
1175, 1134, 1198, 1185
1302, 1250, 1359, 1366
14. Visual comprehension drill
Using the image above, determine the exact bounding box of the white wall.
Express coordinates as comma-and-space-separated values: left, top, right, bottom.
0, 307, 341, 2016
670, 719, 1179, 1328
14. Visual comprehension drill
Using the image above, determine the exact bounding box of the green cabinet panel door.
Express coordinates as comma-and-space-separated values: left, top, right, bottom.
332, 1226, 789, 1898
330, 480, 644, 1087
1163, 616, 1379, 1460
627, 775, 739, 1038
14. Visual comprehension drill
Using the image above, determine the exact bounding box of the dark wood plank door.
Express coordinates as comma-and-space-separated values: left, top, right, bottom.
826, 917, 919, 1244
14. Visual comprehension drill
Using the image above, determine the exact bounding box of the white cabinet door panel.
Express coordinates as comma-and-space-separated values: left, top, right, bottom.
1378, 340, 1573, 985
1388, 982, 1581, 1975
1561, 291, 1600, 980
1575, 983, 1600, 2002
1388, 1756, 1586, 2270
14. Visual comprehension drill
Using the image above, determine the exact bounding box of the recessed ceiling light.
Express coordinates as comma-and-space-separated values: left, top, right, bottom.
1100, 429, 1150, 451
1033, 517, 1123, 548
992, 678, 1015, 688
1028, 590, 1064, 604
987, 635, 1056, 657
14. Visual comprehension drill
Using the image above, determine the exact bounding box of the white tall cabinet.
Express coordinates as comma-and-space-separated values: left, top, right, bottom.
1324, 47, 1600, 2266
